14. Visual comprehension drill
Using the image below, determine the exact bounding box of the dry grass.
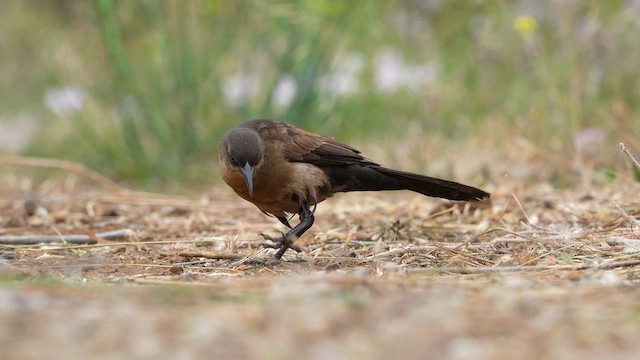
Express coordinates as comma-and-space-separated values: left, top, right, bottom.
1, 165, 640, 359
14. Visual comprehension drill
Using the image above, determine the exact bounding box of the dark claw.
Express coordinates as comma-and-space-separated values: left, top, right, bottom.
259, 232, 303, 259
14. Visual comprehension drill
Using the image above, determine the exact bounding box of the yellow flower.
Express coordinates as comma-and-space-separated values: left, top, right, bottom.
514, 15, 537, 36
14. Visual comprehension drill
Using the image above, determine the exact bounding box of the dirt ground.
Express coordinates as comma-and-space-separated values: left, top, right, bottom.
1, 174, 640, 360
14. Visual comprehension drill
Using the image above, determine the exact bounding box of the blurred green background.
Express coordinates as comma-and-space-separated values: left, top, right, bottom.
1, 0, 639, 188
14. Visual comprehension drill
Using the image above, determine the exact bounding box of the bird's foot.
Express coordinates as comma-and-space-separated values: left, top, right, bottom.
259, 232, 303, 259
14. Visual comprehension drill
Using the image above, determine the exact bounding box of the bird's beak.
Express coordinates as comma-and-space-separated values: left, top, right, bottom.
240, 162, 254, 198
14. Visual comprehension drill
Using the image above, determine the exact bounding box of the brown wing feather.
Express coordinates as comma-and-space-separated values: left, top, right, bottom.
240, 119, 375, 166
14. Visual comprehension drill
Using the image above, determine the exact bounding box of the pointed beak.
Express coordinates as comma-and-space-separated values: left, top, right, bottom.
240, 162, 254, 198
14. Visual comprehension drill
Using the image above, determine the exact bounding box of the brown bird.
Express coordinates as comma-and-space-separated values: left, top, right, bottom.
219, 119, 489, 259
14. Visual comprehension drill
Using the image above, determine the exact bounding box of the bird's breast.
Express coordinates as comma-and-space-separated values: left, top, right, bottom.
219, 148, 331, 216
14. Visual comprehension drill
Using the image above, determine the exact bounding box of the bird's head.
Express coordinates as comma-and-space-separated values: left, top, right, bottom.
219, 128, 265, 198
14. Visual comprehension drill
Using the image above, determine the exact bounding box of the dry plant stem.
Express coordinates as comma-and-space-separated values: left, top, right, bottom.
412, 259, 640, 274
521, 242, 583, 266
1, 154, 123, 191
0, 229, 131, 245
472, 227, 538, 242
607, 237, 640, 246
372, 244, 469, 259
10, 238, 219, 252
341, 234, 353, 257
373, 237, 541, 261
230, 249, 270, 268
511, 192, 532, 224
491, 195, 514, 225
511, 192, 554, 232
1, 154, 175, 200
173, 260, 215, 266
131, 279, 226, 287
614, 202, 640, 229
423, 206, 455, 220
178, 251, 243, 260
619, 142, 640, 170
433, 243, 495, 266
32, 263, 177, 269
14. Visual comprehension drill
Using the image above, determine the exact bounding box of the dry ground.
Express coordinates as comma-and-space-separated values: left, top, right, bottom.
1, 173, 640, 359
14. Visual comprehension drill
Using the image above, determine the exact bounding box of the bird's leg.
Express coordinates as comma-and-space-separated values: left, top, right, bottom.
260, 202, 314, 259
275, 215, 293, 229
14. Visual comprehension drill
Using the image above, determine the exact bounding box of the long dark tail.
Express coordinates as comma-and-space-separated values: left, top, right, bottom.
327, 165, 489, 201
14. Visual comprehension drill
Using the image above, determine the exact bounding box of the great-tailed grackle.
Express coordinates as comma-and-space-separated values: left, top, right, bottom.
219, 119, 490, 259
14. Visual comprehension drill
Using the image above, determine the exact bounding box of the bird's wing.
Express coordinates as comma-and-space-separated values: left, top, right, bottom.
242, 119, 376, 166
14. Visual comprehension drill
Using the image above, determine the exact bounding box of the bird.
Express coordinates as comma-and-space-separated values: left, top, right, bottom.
219, 119, 490, 259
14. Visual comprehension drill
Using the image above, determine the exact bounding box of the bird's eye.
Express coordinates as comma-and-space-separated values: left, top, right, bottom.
229, 156, 239, 166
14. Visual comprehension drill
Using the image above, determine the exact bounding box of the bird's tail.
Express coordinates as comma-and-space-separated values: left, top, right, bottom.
332, 165, 489, 201
375, 167, 489, 201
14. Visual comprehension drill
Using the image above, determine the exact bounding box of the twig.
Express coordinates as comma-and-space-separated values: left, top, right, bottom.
1, 154, 123, 191
607, 237, 640, 246
9, 238, 227, 252
371, 245, 433, 259
172, 259, 215, 266
510, 192, 556, 233
340, 234, 353, 257
511, 192, 532, 224
491, 195, 513, 225
371, 244, 478, 259
0, 154, 173, 200
178, 251, 243, 260
371, 236, 541, 259
424, 206, 455, 220
0, 229, 132, 245
614, 202, 640, 229
433, 243, 495, 266
620, 142, 640, 170
472, 227, 537, 242
131, 279, 241, 287
411, 259, 640, 274
520, 242, 584, 266
32, 263, 176, 269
